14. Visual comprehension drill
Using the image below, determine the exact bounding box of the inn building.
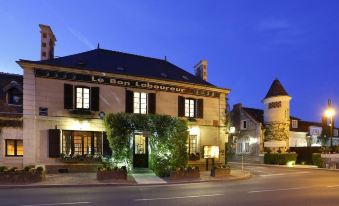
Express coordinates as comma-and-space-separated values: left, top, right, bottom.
9, 25, 230, 168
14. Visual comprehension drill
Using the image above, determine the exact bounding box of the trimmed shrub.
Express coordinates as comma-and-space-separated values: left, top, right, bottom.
264, 153, 297, 165
312, 153, 322, 168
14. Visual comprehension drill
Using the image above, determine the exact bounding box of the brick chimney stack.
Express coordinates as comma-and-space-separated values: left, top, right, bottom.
39, 24, 56, 60
194, 60, 207, 81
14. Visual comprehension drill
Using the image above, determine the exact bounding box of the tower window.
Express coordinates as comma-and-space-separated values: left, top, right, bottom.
268, 101, 281, 109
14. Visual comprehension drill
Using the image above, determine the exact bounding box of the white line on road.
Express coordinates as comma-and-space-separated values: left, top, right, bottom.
327, 185, 339, 188
259, 171, 310, 177
135, 193, 224, 201
19, 202, 92, 206
248, 187, 310, 194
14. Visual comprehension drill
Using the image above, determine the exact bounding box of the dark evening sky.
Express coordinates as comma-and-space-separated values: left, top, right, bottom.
0, 0, 338, 123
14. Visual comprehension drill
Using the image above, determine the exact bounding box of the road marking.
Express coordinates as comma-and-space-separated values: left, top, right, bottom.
327, 185, 339, 188
259, 171, 310, 177
19, 202, 92, 206
248, 187, 309, 194
135, 193, 224, 201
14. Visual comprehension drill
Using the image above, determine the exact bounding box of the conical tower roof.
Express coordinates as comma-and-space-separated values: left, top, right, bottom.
264, 79, 289, 99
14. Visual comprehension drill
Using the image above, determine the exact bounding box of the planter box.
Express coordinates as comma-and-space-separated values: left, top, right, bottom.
58, 158, 101, 164
97, 170, 127, 181
0, 171, 45, 184
211, 168, 230, 177
170, 168, 200, 180
45, 164, 101, 173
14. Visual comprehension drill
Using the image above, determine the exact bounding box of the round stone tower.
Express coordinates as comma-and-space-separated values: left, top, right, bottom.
262, 79, 291, 151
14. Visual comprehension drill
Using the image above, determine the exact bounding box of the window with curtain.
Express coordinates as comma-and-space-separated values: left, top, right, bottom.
5, 139, 23, 156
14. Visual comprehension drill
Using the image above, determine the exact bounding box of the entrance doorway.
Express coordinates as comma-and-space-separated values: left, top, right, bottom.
133, 133, 148, 168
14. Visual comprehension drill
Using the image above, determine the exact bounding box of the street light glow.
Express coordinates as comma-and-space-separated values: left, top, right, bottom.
325, 108, 336, 118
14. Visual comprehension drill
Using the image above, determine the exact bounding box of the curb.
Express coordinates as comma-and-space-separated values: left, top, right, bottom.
0, 171, 251, 190
229, 162, 339, 172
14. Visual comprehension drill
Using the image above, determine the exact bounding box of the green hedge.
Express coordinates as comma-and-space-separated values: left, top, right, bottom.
264, 153, 298, 165
312, 153, 322, 168
104, 113, 188, 177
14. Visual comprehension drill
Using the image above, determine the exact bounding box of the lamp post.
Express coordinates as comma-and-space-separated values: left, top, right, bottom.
324, 99, 336, 149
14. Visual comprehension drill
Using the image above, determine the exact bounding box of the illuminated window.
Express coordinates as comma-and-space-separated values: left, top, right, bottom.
134, 134, 146, 154
245, 143, 250, 153
185, 99, 195, 118
76, 87, 90, 109
62, 131, 102, 156
133, 92, 148, 114
292, 120, 298, 128
5, 139, 23, 157
236, 143, 243, 153
334, 129, 338, 137
189, 135, 197, 154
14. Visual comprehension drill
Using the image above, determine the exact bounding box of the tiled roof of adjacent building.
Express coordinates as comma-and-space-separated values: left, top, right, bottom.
264, 79, 289, 99
242, 107, 264, 124
0, 72, 23, 116
19, 48, 217, 87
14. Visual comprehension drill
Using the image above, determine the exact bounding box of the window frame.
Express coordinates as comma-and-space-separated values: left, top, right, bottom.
75, 86, 90, 110
291, 120, 298, 128
5, 139, 23, 157
133, 92, 148, 114
241, 120, 247, 130
61, 130, 103, 156
184, 98, 196, 118
188, 135, 198, 154
7, 88, 22, 106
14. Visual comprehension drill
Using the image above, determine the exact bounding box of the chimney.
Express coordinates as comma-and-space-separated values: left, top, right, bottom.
39, 24, 56, 60
194, 60, 207, 81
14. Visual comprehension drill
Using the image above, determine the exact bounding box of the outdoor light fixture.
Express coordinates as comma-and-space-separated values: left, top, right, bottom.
324, 99, 336, 149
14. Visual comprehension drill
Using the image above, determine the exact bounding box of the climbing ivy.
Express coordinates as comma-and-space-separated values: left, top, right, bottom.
104, 113, 188, 177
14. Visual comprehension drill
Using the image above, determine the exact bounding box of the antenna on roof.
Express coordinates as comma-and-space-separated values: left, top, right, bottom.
97, 43, 100, 49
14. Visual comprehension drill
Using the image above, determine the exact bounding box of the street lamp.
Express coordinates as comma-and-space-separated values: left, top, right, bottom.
324, 99, 336, 149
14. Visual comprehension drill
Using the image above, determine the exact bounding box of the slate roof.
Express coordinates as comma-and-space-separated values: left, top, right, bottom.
0, 72, 23, 116
242, 107, 264, 124
264, 79, 289, 99
19, 48, 216, 87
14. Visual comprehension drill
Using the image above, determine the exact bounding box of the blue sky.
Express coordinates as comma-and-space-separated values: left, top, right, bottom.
0, 0, 338, 123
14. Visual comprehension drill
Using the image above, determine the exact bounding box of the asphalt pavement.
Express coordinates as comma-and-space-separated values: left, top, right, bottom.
0, 164, 338, 206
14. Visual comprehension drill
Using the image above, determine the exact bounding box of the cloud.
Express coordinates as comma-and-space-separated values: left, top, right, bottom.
67, 27, 95, 50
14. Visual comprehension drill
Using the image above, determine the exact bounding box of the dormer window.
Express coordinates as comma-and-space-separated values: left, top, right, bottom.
7, 88, 22, 105
292, 120, 298, 128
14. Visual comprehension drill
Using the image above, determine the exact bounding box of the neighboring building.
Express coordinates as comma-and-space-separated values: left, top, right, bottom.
0, 72, 23, 167
12, 24, 230, 168
230, 79, 339, 157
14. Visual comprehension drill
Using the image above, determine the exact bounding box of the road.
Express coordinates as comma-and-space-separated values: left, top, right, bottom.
0, 164, 338, 206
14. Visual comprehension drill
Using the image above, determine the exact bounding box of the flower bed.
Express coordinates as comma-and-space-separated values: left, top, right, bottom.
0, 166, 45, 184
97, 166, 127, 181
170, 167, 200, 180
59, 154, 102, 163
210, 165, 230, 177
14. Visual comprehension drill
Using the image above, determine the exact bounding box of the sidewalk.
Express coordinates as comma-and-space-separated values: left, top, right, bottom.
0, 169, 250, 189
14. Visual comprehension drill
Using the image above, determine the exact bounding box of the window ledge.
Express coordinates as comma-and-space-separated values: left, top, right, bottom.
70, 109, 93, 115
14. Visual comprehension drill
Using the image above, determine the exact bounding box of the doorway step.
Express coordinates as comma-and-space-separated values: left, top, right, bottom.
131, 168, 166, 184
